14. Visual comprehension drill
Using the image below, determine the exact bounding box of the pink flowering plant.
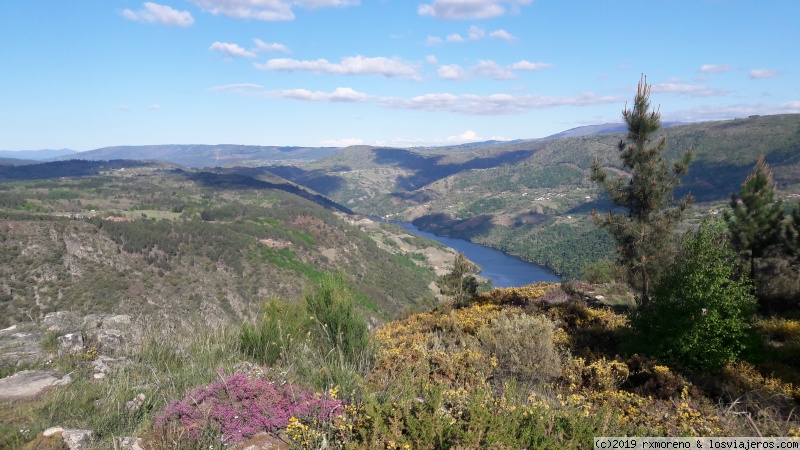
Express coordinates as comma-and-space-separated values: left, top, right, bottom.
154, 370, 344, 446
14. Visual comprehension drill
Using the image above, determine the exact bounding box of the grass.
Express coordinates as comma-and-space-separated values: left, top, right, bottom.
3, 282, 800, 448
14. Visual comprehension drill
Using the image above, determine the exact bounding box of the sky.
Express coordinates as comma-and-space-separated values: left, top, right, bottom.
1, 0, 798, 151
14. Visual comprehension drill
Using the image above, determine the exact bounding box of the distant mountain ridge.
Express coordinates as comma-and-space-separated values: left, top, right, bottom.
56, 144, 338, 167
0, 148, 77, 160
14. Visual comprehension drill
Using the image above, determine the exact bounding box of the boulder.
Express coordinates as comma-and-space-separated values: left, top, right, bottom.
62, 429, 93, 450
89, 329, 127, 355
57, 332, 84, 356
0, 370, 70, 402
43, 311, 81, 334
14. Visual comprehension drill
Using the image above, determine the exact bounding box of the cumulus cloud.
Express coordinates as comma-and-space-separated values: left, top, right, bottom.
254, 55, 421, 79
468, 25, 485, 40
446, 33, 465, 43
380, 91, 622, 115
426, 55, 439, 64
253, 38, 290, 53
446, 130, 481, 142
320, 137, 364, 147
438, 64, 468, 80
698, 64, 732, 73
750, 69, 780, 79
489, 29, 515, 40
418, 0, 532, 19
425, 36, 444, 46
122, 2, 194, 26
210, 42, 256, 58
148, 104, 163, 110
188, 0, 357, 21
264, 87, 372, 102
469, 59, 551, 80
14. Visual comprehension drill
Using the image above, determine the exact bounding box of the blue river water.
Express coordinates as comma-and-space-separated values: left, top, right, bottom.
392, 221, 561, 288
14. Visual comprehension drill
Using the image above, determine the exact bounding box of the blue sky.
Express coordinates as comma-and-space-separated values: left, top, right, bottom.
1, 0, 798, 151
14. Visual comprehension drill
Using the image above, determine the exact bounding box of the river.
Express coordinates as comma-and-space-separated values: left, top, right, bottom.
392, 221, 561, 288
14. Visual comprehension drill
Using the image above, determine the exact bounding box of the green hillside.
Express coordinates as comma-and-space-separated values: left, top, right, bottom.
264, 114, 800, 279
0, 160, 443, 328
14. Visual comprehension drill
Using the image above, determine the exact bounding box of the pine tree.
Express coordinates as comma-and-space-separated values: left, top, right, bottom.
591, 76, 693, 307
436, 252, 479, 307
724, 155, 785, 282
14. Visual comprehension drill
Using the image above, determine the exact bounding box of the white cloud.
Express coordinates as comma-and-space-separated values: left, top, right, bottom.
489, 29, 514, 40
446, 33, 465, 43
471, 59, 551, 79
468, 25, 485, 40
425, 36, 443, 46
210, 42, 256, 58
446, 130, 481, 142
426, 55, 439, 64
666, 101, 800, 122
148, 104, 163, 110
117, 105, 131, 111
264, 87, 372, 102
380, 91, 623, 115
122, 2, 194, 27
209, 83, 265, 92
188, 0, 358, 21
511, 60, 553, 71
698, 64, 732, 74
651, 82, 729, 97
254, 55, 421, 79
438, 64, 468, 80
253, 38, 290, 53
418, 0, 532, 19
320, 137, 364, 147
212, 83, 624, 115
471, 60, 514, 79
750, 69, 780, 79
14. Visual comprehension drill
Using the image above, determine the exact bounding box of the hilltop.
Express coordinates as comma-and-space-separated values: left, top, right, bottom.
0, 160, 463, 328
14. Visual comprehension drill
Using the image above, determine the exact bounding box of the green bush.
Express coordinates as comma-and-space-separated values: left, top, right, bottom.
306, 273, 370, 364
240, 298, 308, 366
633, 219, 757, 371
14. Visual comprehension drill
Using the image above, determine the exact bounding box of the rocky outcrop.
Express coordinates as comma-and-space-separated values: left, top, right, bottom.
0, 370, 71, 402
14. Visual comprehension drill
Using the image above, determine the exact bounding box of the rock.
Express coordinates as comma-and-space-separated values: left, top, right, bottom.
125, 393, 146, 412
42, 426, 65, 437
119, 436, 145, 450
89, 329, 127, 355
0, 324, 45, 368
43, 311, 81, 334
0, 370, 68, 402
57, 332, 84, 356
61, 428, 93, 450
233, 432, 290, 450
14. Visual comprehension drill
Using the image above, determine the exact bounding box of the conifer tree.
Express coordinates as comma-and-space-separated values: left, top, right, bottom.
724, 155, 784, 282
436, 252, 479, 307
591, 76, 693, 307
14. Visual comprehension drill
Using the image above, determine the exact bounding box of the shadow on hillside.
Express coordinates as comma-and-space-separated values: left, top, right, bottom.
372, 148, 538, 191
0, 160, 151, 181
185, 171, 354, 214
260, 165, 347, 197
410, 213, 495, 240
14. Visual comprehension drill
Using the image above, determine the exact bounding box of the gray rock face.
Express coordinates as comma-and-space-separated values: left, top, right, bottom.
62, 428, 93, 450
57, 332, 84, 356
0, 370, 70, 402
90, 329, 127, 355
43, 311, 81, 334
0, 324, 43, 367
119, 436, 145, 450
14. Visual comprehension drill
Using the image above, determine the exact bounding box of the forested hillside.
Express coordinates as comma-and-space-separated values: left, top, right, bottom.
0, 161, 446, 328
268, 114, 800, 278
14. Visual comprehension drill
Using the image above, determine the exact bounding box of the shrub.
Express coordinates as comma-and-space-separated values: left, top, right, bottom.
240, 298, 308, 366
152, 371, 343, 446
306, 273, 370, 364
633, 219, 757, 371
477, 313, 563, 388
